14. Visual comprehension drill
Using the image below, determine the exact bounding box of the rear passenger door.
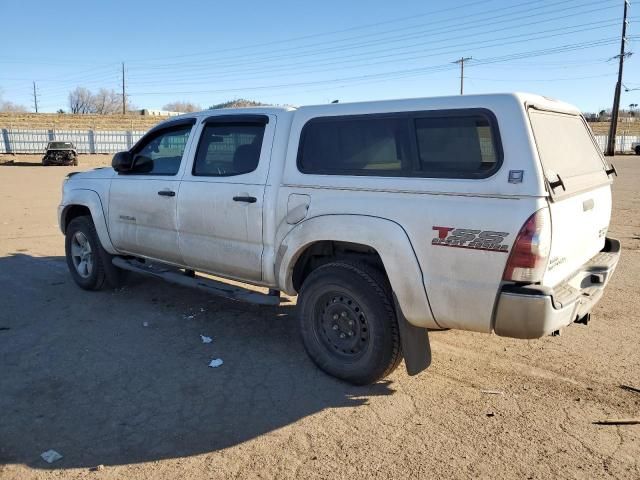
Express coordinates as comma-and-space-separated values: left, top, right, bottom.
177, 115, 275, 282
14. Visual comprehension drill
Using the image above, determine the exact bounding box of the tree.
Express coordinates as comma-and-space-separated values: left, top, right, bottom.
0, 90, 27, 112
163, 101, 201, 112
208, 98, 269, 109
0, 100, 27, 112
93, 88, 121, 114
68, 87, 94, 114
67, 87, 135, 114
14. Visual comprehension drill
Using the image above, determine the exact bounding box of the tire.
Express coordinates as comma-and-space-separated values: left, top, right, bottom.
298, 261, 402, 385
65, 216, 126, 290
635, 146, 640, 155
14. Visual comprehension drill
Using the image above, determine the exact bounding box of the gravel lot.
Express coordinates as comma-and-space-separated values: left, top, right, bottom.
0, 154, 639, 479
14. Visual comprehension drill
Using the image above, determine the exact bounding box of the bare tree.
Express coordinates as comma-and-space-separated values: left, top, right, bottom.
67, 87, 135, 114
93, 88, 121, 114
68, 87, 94, 114
163, 101, 201, 112
0, 90, 28, 112
0, 100, 28, 112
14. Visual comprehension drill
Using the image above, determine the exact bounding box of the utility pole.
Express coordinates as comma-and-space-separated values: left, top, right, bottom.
32, 81, 38, 113
605, 0, 630, 156
121, 62, 126, 115
453, 57, 472, 95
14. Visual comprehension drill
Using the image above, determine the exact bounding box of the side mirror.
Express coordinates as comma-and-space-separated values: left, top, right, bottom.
112, 151, 133, 173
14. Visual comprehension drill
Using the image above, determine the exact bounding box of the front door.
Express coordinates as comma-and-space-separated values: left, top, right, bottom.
108, 121, 195, 265
177, 114, 274, 282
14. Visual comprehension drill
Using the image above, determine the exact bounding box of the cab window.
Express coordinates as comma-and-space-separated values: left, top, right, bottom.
193, 123, 265, 176
130, 126, 193, 175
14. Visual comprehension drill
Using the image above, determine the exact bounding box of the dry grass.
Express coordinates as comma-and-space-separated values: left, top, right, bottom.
0, 113, 167, 131
588, 121, 640, 135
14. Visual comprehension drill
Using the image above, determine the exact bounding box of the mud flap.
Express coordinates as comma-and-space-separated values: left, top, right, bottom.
393, 295, 431, 376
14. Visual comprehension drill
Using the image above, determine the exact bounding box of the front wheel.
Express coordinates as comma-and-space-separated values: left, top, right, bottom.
635, 145, 640, 155
298, 261, 402, 385
65, 216, 126, 290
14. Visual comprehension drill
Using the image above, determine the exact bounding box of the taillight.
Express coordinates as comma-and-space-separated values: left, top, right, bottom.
503, 208, 551, 283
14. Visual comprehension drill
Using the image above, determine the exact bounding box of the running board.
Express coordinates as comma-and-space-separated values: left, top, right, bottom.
112, 257, 281, 306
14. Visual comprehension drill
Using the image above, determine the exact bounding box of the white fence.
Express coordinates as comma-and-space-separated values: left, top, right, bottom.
593, 134, 639, 153
0, 129, 637, 155
0, 129, 146, 154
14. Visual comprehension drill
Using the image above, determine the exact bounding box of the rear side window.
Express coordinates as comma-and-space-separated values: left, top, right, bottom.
194, 123, 265, 176
415, 115, 498, 176
299, 117, 410, 174
297, 109, 501, 178
528, 110, 608, 196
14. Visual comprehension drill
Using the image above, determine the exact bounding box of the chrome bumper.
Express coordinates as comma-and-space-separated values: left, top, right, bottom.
494, 237, 621, 339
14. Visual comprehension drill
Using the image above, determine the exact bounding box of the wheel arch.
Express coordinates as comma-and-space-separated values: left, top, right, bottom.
60, 189, 117, 254
276, 214, 437, 329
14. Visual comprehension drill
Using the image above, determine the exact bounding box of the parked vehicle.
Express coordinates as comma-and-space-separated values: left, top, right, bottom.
58, 93, 620, 385
43, 141, 78, 166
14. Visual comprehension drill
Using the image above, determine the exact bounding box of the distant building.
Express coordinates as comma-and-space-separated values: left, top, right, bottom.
139, 109, 182, 117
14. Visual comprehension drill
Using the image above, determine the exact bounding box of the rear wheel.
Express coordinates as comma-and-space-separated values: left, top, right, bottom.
298, 261, 401, 385
65, 216, 126, 290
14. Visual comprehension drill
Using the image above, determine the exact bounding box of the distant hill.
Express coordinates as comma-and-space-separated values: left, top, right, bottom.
209, 99, 269, 109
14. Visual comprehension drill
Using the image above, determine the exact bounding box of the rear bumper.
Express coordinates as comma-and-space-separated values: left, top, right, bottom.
493, 237, 621, 339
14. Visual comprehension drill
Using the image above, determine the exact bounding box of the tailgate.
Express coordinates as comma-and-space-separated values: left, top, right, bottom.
528, 108, 613, 287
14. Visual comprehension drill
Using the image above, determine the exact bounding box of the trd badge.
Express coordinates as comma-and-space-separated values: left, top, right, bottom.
432, 226, 509, 253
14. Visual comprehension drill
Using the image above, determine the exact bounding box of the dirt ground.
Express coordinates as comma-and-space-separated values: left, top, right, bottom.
0, 154, 638, 480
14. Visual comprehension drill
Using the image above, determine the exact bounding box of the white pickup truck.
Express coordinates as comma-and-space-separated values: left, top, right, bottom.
59, 93, 620, 385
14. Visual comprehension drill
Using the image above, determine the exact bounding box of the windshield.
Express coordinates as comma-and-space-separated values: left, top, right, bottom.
528, 109, 609, 197
49, 142, 74, 149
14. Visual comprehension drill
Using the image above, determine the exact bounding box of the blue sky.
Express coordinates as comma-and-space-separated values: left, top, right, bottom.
1, 0, 638, 113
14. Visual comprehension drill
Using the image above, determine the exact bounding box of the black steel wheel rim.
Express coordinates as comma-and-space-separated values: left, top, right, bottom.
314, 291, 370, 359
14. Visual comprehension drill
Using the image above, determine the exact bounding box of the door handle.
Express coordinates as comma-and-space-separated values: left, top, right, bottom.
157, 190, 176, 197
233, 196, 257, 203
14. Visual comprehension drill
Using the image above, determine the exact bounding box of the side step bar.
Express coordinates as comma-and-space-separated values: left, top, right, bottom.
112, 257, 281, 306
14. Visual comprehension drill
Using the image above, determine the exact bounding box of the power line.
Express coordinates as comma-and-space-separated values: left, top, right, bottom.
126, 23, 624, 93
467, 72, 617, 82
129, 0, 496, 63
132, 0, 616, 74
128, 37, 628, 96
8, 1, 619, 101
126, 17, 623, 88
133, 0, 609, 68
